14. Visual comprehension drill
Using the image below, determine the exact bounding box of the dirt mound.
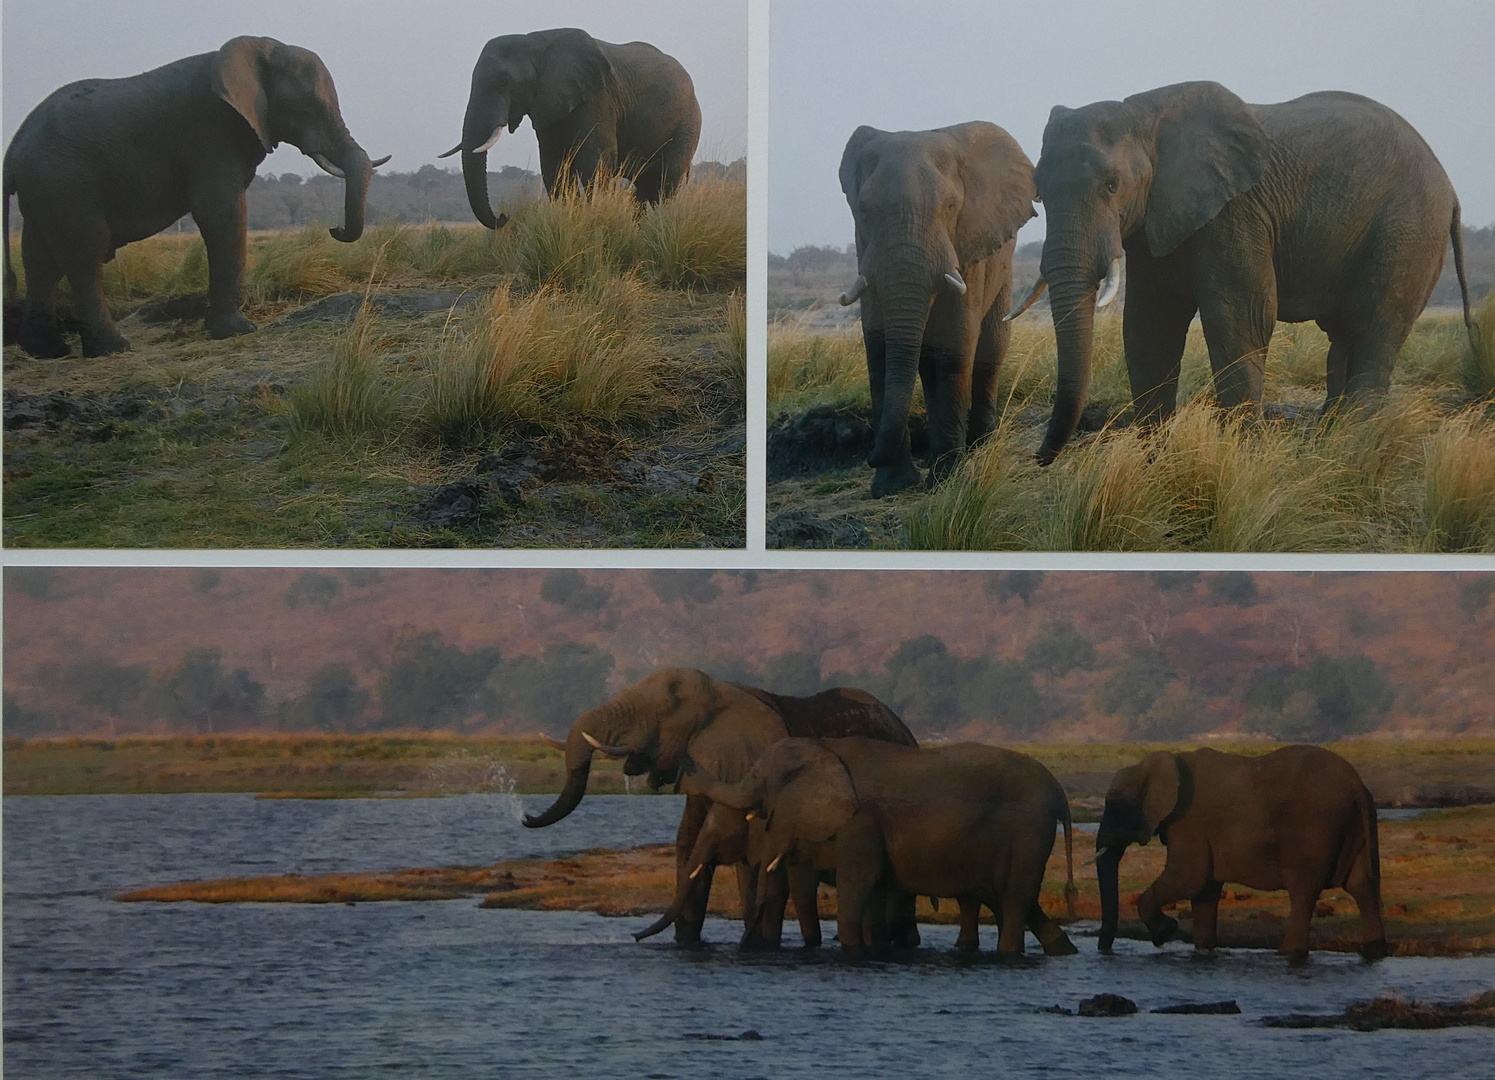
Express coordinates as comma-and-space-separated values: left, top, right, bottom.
765, 507, 874, 549
767, 404, 931, 481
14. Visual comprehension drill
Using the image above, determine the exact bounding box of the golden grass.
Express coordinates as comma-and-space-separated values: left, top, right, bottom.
417, 276, 662, 448
767, 321, 871, 411
286, 301, 404, 438
115, 804, 1495, 956
1420, 406, 1495, 551
640, 175, 748, 290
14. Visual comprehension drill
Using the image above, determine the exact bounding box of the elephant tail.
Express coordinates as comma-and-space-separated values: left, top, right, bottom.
1450, 201, 1488, 375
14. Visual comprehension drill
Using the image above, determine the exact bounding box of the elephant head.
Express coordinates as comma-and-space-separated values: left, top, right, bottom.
839, 123, 1036, 480
523, 668, 786, 829
440, 28, 613, 228
212, 36, 387, 243
688, 738, 857, 871
1029, 81, 1270, 463
1094, 751, 1190, 951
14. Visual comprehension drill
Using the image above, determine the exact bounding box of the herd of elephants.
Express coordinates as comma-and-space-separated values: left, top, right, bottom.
4, 28, 1485, 497
525, 669, 1389, 962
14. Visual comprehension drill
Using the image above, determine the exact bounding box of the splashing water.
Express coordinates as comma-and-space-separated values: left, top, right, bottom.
422, 751, 526, 825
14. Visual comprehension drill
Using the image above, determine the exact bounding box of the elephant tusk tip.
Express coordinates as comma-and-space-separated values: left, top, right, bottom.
689, 864, 704, 879
944, 272, 968, 296
582, 732, 603, 750
437, 143, 463, 159
370, 155, 392, 169
744, 811, 756, 821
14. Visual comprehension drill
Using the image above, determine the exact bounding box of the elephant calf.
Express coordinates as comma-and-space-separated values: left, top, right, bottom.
1095, 745, 1387, 961
4, 37, 386, 358
692, 737, 1080, 956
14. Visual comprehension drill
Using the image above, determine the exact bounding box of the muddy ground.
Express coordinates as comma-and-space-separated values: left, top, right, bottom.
3, 287, 744, 548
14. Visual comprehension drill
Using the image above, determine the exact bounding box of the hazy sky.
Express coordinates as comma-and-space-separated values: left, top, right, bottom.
2, 0, 747, 179
771, 0, 1495, 253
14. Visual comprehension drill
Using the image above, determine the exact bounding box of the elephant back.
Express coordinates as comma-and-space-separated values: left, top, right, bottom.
731, 685, 918, 747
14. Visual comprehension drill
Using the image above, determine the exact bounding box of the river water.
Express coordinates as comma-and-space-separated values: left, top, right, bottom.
4, 793, 1492, 1078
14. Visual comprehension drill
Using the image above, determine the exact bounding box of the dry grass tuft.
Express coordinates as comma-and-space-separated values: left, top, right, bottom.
287, 302, 404, 438
1420, 406, 1495, 551
640, 175, 748, 290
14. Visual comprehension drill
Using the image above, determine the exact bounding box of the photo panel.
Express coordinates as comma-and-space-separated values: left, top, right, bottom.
5, 564, 1495, 1075
767, 0, 1495, 552
2, 0, 748, 550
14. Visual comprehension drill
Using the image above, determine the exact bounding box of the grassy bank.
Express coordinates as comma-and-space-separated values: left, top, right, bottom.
767, 299, 1495, 551
118, 806, 1495, 957
3, 177, 746, 548
9, 734, 1495, 807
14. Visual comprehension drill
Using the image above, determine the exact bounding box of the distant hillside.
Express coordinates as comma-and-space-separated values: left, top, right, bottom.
5, 568, 1493, 742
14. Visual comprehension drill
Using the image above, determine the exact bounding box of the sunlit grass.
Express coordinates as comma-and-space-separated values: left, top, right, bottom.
640, 175, 748, 290
286, 302, 404, 439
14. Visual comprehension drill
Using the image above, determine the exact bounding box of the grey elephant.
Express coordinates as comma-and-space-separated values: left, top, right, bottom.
523, 669, 917, 947
838, 122, 1036, 496
691, 737, 1080, 956
1095, 745, 1387, 961
3, 36, 387, 358
440, 27, 701, 229
1014, 81, 1480, 464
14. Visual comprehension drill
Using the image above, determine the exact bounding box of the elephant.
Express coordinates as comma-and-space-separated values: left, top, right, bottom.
439, 27, 701, 229
522, 669, 918, 947
1094, 746, 1387, 961
1016, 80, 1481, 465
689, 737, 1080, 956
3, 36, 387, 358
837, 122, 1037, 496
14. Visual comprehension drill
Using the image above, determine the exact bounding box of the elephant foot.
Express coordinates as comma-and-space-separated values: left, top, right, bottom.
672, 923, 704, 946
954, 934, 980, 953
1149, 915, 1180, 947
20, 317, 72, 358
207, 311, 257, 339
1360, 939, 1389, 962
869, 461, 923, 498
1284, 948, 1311, 966
1037, 926, 1079, 957
80, 329, 132, 357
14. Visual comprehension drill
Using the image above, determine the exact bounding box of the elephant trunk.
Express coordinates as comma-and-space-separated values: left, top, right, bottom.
521, 720, 608, 828
1096, 844, 1125, 953
328, 141, 373, 244
867, 253, 937, 470
458, 97, 511, 229
1038, 270, 1100, 465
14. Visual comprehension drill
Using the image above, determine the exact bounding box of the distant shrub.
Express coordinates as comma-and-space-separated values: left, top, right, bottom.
284, 571, 344, 611
147, 647, 265, 734
1244, 654, 1394, 740
1093, 647, 1177, 720
648, 569, 723, 606
377, 630, 501, 730
1024, 620, 1097, 679
191, 569, 223, 593
540, 569, 611, 613
1208, 572, 1259, 607
984, 570, 1045, 605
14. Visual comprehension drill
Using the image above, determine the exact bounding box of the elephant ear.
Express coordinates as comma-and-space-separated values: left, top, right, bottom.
212, 36, 278, 153
838, 125, 882, 200
1139, 752, 1182, 836
531, 30, 613, 130
764, 742, 856, 845
946, 121, 1037, 267
1134, 81, 1270, 257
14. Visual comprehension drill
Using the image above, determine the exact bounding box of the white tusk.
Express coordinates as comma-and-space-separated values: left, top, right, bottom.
765, 854, 783, 874
370, 154, 391, 169
310, 153, 345, 179
1003, 277, 1048, 322
744, 811, 756, 821
838, 275, 868, 306
944, 271, 968, 296
582, 732, 603, 750
476, 124, 505, 154
1096, 258, 1122, 309
689, 864, 705, 880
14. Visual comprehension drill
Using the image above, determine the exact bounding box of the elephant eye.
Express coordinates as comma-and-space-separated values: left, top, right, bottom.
1105, 175, 1121, 196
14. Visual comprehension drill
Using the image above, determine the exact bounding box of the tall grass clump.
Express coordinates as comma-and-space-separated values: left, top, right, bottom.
418, 278, 660, 448
1459, 291, 1495, 397
640, 175, 747, 290
767, 321, 870, 412
99, 234, 209, 301
720, 291, 747, 403
509, 174, 642, 289
286, 303, 403, 438
1420, 406, 1495, 551
246, 226, 349, 302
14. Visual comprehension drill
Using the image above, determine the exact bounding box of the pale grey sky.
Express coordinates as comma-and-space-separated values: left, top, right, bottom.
2, 0, 747, 178
771, 0, 1495, 253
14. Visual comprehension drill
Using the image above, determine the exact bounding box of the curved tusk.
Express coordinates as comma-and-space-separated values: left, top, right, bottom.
744, 811, 756, 822
1095, 257, 1122, 309
475, 124, 505, 154
944, 270, 968, 296
838, 275, 868, 306
1003, 277, 1047, 322
538, 732, 566, 751
437, 141, 464, 160
765, 853, 783, 874
580, 732, 630, 758
310, 153, 345, 179
689, 863, 705, 880
370, 155, 391, 169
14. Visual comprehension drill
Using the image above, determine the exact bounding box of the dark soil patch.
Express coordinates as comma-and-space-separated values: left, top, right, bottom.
275, 290, 488, 327
765, 507, 874, 549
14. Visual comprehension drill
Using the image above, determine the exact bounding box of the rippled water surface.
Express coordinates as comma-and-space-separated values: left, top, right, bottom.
5, 794, 1492, 1078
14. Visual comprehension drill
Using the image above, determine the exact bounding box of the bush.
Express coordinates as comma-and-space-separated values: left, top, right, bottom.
1093, 647, 1177, 720
1244, 655, 1394, 740
1024, 620, 1097, 679
284, 571, 344, 611
540, 569, 611, 613
377, 630, 501, 730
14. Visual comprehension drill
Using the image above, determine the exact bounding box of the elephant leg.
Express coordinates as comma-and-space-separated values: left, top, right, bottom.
955, 899, 981, 952
671, 795, 712, 944
789, 864, 823, 948
966, 305, 1007, 448
1344, 847, 1388, 961
1190, 880, 1223, 950
17, 227, 71, 358
193, 192, 255, 340
1341, 321, 1412, 399
1321, 329, 1351, 406
49, 209, 129, 357
1028, 902, 1078, 956
888, 892, 920, 949
630, 160, 665, 206
863, 324, 921, 497
996, 891, 1028, 956
1137, 855, 1201, 947
921, 342, 972, 487
1122, 257, 1198, 425
1280, 874, 1319, 962
1196, 261, 1276, 412
743, 863, 788, 950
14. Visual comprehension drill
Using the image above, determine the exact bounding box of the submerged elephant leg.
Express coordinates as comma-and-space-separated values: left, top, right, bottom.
1027, 902, 1078, 956
1280, 875, 1319, 962
671, 796, 712, 944
194, 192, 255, 340
1189, 881, 1223, 950
742, 863, 788, 950
955, 899, 981, 952
1135, 884, 1181, 947
788, 864, 823, 948
887, 892, 919, 949
1344, 850, 1388, 960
